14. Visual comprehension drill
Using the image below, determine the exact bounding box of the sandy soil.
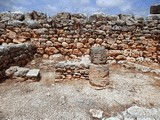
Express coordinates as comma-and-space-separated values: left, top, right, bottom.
0, 59, 160, 120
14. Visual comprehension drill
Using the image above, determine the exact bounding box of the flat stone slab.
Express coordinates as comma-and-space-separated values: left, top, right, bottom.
26, 69, 40, 79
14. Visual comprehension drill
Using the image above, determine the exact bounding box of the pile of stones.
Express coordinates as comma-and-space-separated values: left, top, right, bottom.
5, 66, 40, 81
0, 43, 36, 79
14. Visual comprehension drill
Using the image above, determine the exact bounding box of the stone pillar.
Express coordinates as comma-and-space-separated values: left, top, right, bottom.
150, 4, 160, 14
89, 46, 109, 88
157, 42, 160, 63
90, 46, 107, 64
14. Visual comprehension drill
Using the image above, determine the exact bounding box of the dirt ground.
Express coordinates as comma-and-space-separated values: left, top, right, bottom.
0, 58, 160, 120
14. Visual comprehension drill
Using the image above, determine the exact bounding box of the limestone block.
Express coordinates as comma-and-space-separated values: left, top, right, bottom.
76, 42, 84, 48
89, 64, 109, 87
5, 66, 19, 77
89, 109, 103, 119
26, 69, 40, 81
109, 50, 122, 57
45, 47, 59, 55
90, 46, 107, 64
116, 55, 126, 60
13, 67, 30, 77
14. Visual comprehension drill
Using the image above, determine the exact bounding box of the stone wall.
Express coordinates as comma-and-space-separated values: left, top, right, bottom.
0, 11, 160, 63
0, 43, 36, 79
55, 56, 90, 82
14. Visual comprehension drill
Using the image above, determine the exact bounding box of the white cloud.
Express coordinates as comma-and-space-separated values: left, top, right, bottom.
96, 0, 125, 7
82, 6, 100, 14
80, 0, 90, 5
43, 5, 58, 15
12, 6, 27, 12
0, 0, 155, 16
120, 4, 132, 12
11, 0, 32, 5
41, 0, 92, 15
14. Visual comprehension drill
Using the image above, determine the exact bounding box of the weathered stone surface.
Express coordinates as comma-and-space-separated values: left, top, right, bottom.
109, 50, 122, 57
90, 46, 107, 64
121, 61, 160, 75
76, 42, 84, 48
89, 109, 103, 119
14, 67, 29, 77
45, 47, 59, 55
89, 64, 109, 87
49, 54, 64, 61
150, 4, 160, 14
25, 20, 41, 29
55, 56, 90, 81
62, 42, 69, 48
26, 69, 40, 80
5, 66, 18, 77
104, 105, 160, 120
119, 14, 135, 26
0, 11, 159, 64
0, 43, 36, 79
116, 55, 126, 60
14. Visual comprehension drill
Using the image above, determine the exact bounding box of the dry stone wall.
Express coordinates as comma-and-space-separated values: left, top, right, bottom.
55, 56, 90, 81
0, 43, 36, 79
0, 11, 160, 63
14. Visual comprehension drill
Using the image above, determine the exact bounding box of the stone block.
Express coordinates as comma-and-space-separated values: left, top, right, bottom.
89, 64, 109, 87
5, 66, 19, 77
14, 67, 29, 77
150, 4, 160, 14
26, 69, 40, 81
90, 46, 107, 64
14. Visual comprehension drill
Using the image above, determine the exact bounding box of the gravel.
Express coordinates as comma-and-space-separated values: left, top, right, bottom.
0, 64, 160, 120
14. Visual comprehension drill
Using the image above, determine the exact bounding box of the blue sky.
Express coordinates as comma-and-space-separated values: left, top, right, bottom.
0, 0, 160, 16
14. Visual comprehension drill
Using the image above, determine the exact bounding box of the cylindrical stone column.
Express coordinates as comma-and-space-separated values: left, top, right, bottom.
90, 46, 107, 64
89, 64, 109, 87
157, 42, 160, 63
89, 46, 109, 88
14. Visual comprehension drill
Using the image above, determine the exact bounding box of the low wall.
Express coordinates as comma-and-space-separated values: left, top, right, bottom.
0, 11, 160, 63
0, 43, 36, 79
55, 57, 90, 81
